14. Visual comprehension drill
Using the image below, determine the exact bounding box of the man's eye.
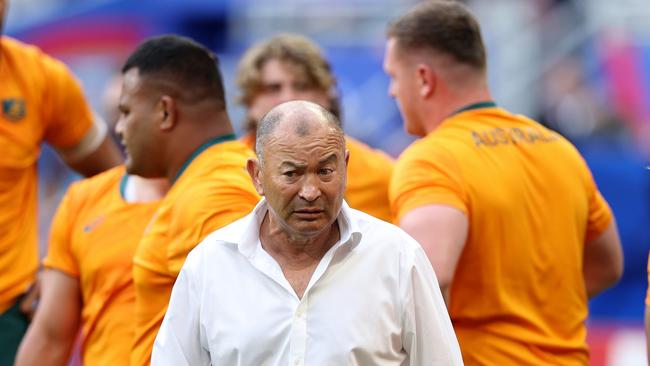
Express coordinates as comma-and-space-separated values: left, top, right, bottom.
320, 168, 333, 176
283, 171, 295, 178
263, 83, 282, 93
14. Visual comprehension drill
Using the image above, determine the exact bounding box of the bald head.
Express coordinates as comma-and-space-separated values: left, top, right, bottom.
256, 101, 344, 165
247, 100, 348, 239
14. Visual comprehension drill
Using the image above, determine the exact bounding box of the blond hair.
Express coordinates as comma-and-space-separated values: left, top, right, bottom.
236, 33, 337, 108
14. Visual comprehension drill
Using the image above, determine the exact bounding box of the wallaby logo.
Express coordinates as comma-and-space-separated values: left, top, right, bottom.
2, 98, 26, 122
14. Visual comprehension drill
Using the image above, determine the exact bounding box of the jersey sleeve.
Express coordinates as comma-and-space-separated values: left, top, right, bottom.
584, 178, 613, 244
390, 140, 468, 223
41, 56, 94, 148
43, 184, 81, 277
165, 176, 259, 276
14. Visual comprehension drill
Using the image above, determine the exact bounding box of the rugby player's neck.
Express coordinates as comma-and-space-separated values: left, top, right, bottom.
427, 82, 492, 133
165, 110, 234, 182
124, 175, 168, 203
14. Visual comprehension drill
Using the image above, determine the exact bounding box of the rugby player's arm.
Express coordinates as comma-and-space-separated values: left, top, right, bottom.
15, 270, 81, 366
582, 220, 623, 299
56, 117, 123, 177
399, 204, 468, 304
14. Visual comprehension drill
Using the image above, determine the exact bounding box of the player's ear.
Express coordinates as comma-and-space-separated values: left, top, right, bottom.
159, 96, 176, 131
417, 63, 436, 99
246, 158, 264, 196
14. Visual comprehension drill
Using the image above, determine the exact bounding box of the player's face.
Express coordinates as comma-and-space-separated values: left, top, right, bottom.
247, 59, 330, 124
384, 38, 426, 137
254, 119, 347, 239
115, 68, 164, 178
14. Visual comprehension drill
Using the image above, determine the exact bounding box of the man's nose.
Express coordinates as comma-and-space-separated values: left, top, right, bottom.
114, 117, 125, 140
298, 174, 321, 202
279, 87, 300, 104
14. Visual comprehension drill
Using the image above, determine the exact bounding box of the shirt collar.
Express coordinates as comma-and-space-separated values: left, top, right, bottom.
451, 101, 497, 116
213, 198, 362, 258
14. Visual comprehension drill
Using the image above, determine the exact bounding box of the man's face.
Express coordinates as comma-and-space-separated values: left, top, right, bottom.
384, 38, 425, 136
255, 118, 347, 238
247, 59, 330, 124
115, 68, 163, 178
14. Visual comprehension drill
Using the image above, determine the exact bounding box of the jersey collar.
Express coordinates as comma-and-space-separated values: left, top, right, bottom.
173, 133, 237, 183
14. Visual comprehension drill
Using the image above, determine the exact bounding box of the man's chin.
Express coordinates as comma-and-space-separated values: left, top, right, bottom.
405, 122, 426, 137
286, 219, 335, 237
125, 161, 156, 178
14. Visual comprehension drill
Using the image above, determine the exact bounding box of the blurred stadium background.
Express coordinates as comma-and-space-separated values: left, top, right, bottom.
4, 0, 649, 364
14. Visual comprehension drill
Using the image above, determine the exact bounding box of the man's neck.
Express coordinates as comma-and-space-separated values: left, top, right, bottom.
165, 119, 234, 183
424, 82, 493, 134
260, 212, 340, 271
124, 175, 169, 203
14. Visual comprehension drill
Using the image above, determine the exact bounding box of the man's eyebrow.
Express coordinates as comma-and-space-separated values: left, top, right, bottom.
319, 154, 338, 165
279, 161, 306, 169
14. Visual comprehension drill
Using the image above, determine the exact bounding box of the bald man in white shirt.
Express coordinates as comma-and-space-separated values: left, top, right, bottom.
152, 101, 462, 366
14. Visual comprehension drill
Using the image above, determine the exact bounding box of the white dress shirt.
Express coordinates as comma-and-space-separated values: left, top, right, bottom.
152, 199, 462, 366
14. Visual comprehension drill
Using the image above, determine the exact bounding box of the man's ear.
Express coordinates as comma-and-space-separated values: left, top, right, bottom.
417, 63, 436, 99
246, 158, 264, 196
159, 95, 176, 131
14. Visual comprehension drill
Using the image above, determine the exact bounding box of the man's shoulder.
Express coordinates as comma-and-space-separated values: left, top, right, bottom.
345, 136, 394, 164
345, 136, 394, 183
395, 134, 458, 172
2, 36, 70, 77
169, 141, 259, 205
185, 214, 253, 265
201, 213, 252, 245
1, 36, 40, 59
198, 140, 256, 169
175, 141, 257, 190
66, 166, 124, 203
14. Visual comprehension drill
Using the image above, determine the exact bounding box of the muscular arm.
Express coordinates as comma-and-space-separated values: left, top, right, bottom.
64, 134, 123, 176
582, 220, 623, 299
15, 270, 82, 366
399, 204, 468, 303
57, 119, 123, 177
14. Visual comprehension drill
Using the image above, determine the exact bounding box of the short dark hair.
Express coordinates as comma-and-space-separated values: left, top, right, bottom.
122, 34, 227, 109
387, 1, 486, 70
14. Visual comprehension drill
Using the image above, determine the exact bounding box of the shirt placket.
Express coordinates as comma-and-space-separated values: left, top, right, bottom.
289, 294, 309, 366
287, 239, 348, 366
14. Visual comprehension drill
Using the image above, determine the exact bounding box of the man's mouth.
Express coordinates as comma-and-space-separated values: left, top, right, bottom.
293, 208, 324, 219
